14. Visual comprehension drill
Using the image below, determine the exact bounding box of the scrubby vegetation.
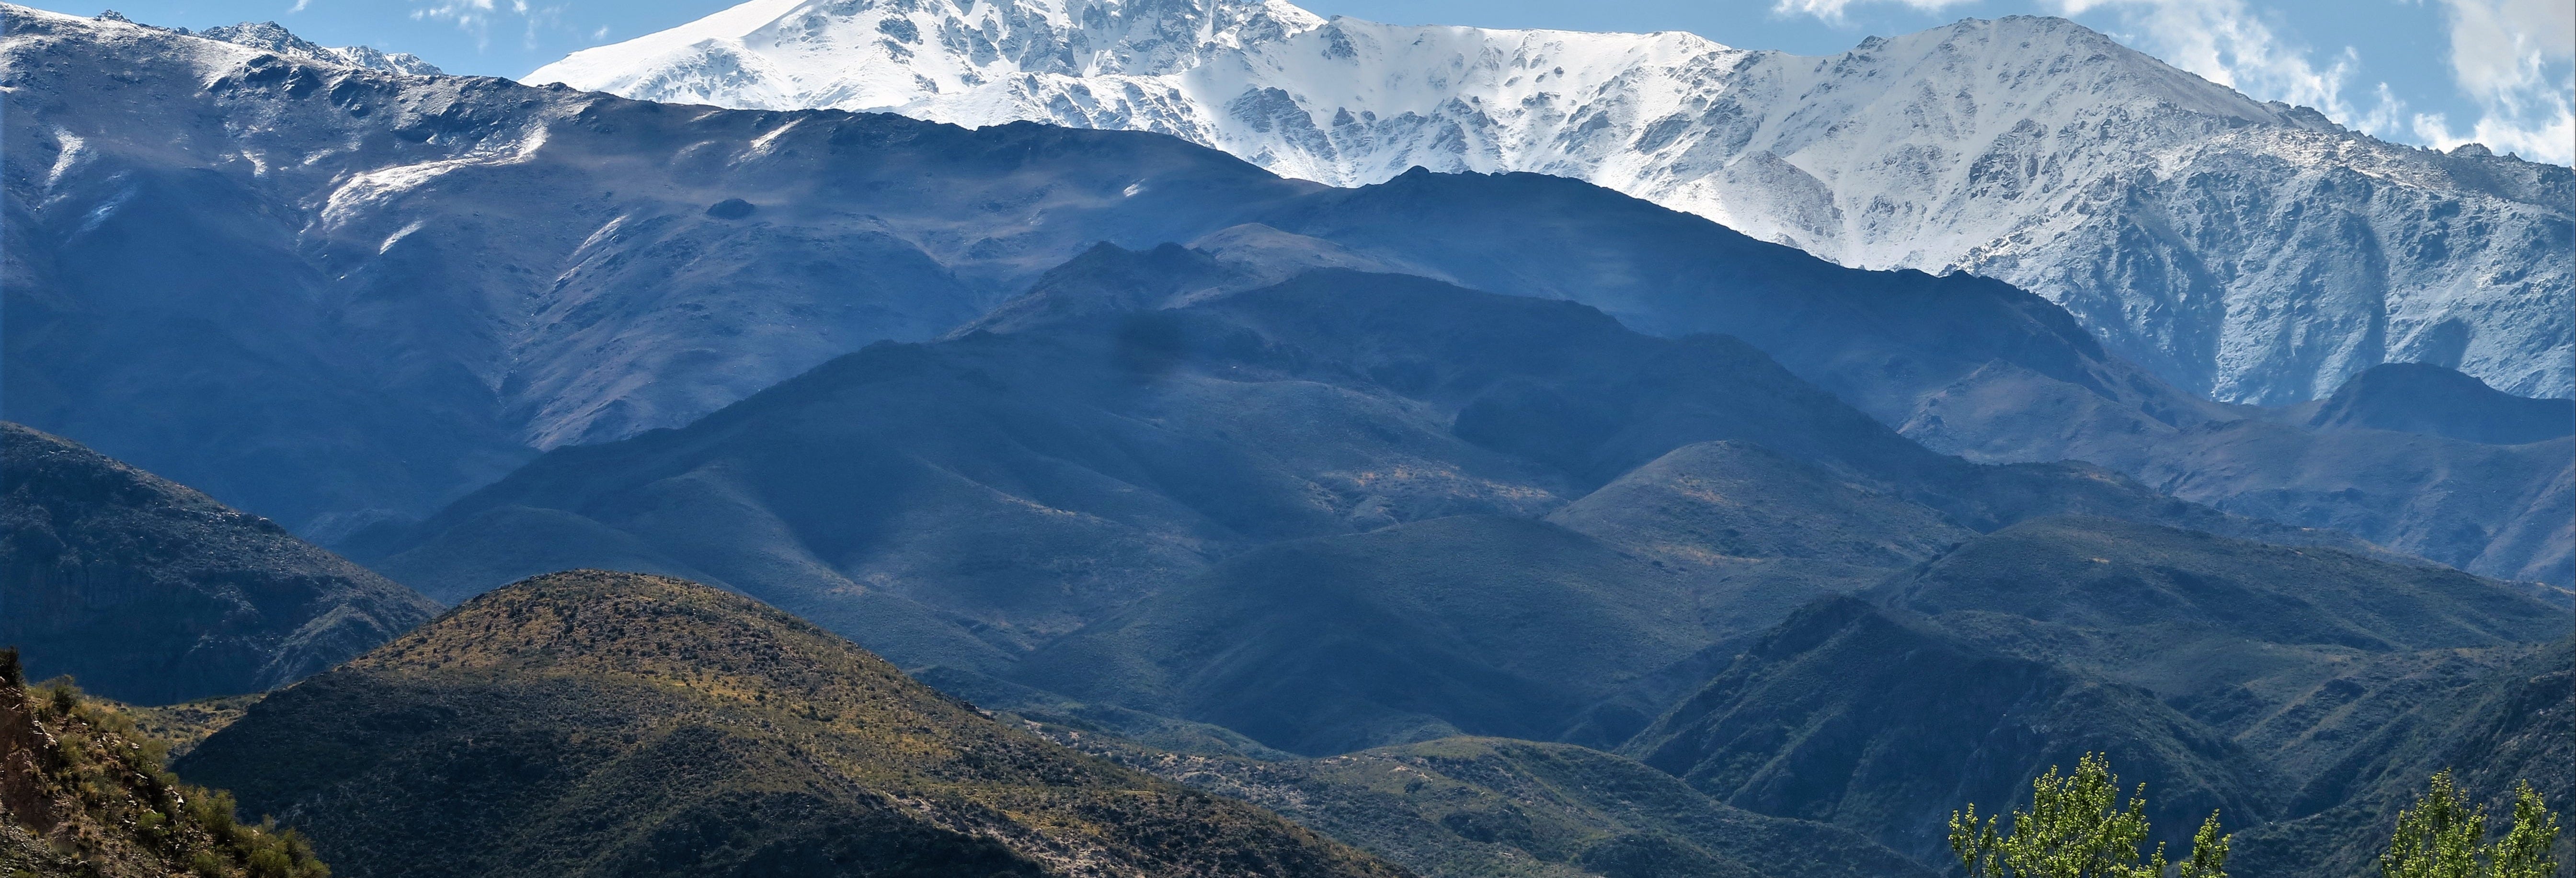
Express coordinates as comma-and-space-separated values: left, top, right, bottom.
0, 649, 327, 878
174, 570, 1407, 878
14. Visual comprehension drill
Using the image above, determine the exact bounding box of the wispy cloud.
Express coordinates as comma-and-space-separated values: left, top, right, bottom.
411, 0, 499, 47
1767, 0, 2570, 164
2411, 0, 2574, 163
1770, 0, 1978, 26
1768, 0, 2398, 131
411, 0, 571, 51
2049, 0, 2406, 137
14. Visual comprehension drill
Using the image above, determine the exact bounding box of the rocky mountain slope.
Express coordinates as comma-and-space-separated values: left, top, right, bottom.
0, 423, 438, 706
0, 651, 331, 878
173, 570, 1407, 878
532, 0, 2576, 405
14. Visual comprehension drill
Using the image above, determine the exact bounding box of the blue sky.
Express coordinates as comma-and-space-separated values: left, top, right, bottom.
36, 0, 2574, 163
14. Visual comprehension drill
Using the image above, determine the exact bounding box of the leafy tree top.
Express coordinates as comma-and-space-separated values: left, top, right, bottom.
1949, 752, 2229, 878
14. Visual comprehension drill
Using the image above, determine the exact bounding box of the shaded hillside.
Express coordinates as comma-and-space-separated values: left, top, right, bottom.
173, 570, 1408, 878
1543, 441, 1978, 645
360, 271, 2363, 709
356, 270, 1958, 668
2144, 426, 2571, 585
1548, 442, 1972, 573
1909, 362, 2575, 584
2231, 639, 2576, 878
0, 651, 329, 878
1873, 516, 2566, 707
1022, 516, 1709, 756
1051, 733, 1935, 878
1619, 596, 2271, 863
1628, 515, 2565, 869
0, 422, 437, 705
2299, 363, 2574, 445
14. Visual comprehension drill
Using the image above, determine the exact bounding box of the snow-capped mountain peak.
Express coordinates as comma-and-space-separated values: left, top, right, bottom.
528, 1, 2572, 405
527, 0, 1323, 112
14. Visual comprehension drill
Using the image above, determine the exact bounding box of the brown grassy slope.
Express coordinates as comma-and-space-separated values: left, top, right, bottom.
175, 570, 1410, 878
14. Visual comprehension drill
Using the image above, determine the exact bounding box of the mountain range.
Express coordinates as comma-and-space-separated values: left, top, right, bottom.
189, 19, 444, 76
5, 6, 2563, 588
529, 0, 2576, 406
3, 5, 2572, 877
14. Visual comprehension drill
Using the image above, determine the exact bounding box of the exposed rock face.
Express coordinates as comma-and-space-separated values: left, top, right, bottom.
0, 423, 438, 706
532, 4, 2574, 405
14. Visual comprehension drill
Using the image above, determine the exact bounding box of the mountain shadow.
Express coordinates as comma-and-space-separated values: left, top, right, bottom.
2295, 363, 2575, 445
1624, 514, 2565, 868
1021, 515, 1711, 756
0, 422, 437, 705
1871, 516, 2567, 708
173, 570, 1408, 878
1619, 595, 2273, 863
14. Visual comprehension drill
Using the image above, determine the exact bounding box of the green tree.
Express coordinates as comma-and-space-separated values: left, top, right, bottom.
2177, 811, 2230, 878
1948, 752, 2229, 878
2379, 771, 2562, 878
2487, 781, 2560, 878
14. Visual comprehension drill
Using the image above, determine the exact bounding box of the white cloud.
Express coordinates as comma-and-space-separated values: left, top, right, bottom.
412, 0, 500, 47
2414, 0, 2575, 163
2048, 0, 2408, 133
1771, 0, 1978, 25
2040, 0, 2566, 164
412, 0, 571, 51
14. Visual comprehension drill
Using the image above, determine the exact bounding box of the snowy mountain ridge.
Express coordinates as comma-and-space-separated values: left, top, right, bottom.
194, 21, 445, 76
531, 0, 1321, 112
87, 12, 448, 76
529, 0, 2573, 404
